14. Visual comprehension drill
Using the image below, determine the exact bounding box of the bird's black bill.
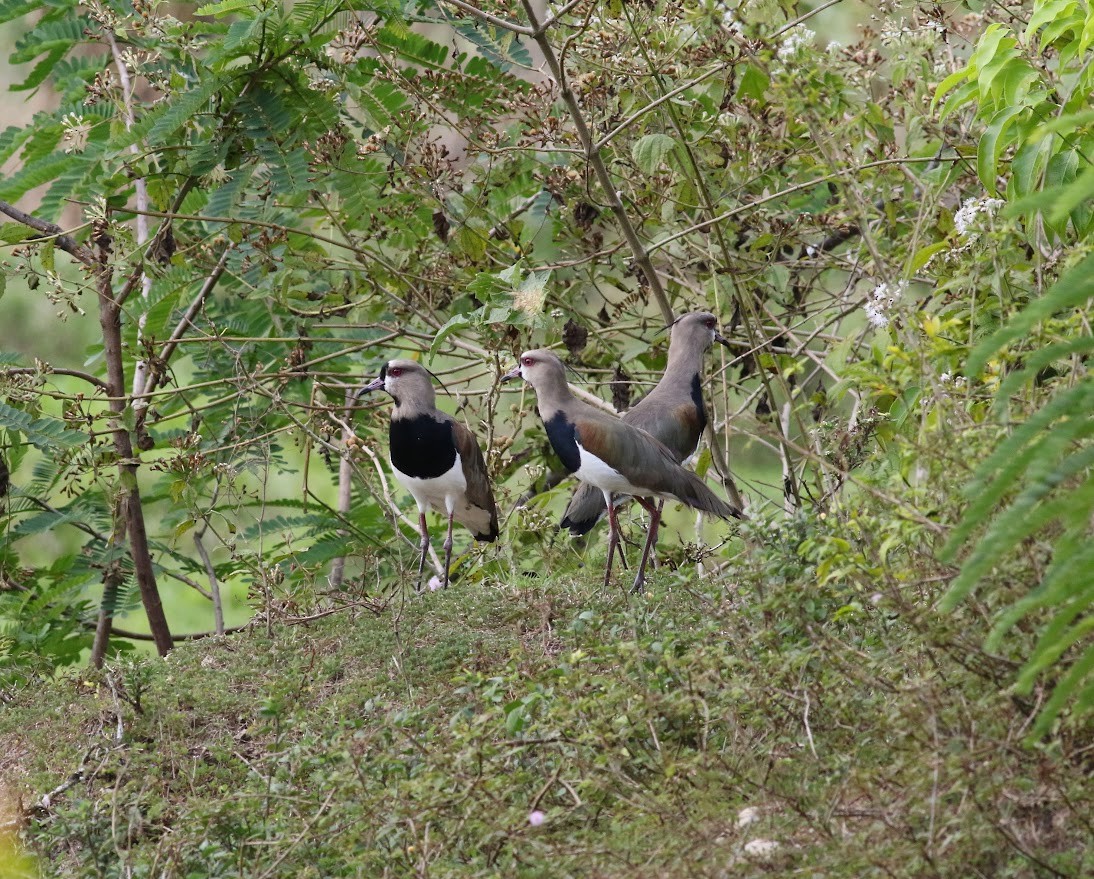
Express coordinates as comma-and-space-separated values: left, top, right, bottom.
501, 364, 522, 383
356, 375, 385, 397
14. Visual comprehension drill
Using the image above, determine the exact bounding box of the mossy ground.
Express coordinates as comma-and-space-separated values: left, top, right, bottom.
1, 521, 1090, 878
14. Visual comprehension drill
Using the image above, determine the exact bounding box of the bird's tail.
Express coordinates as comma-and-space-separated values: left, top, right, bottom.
673, 471, 743, 520
560, 482, 607, 536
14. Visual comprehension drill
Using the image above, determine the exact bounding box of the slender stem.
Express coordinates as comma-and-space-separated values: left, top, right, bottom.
90, 501, 128, 668
519, 0, 674, 325
438, 0, 534, 35
650, 157, 954, 255
0, 367, 109, 391
329, 390, 356, 591
193, 532, 224, 636
0, 199, 92, 263
93, 240, 174, 656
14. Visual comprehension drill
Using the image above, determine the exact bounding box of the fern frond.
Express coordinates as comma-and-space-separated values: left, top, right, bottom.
1028, 643, 1094, 739
986, 528, 1094, 648
10, 45, 68, 93
10, 15, 90, 65
0, 400, 88, 451
373, 26, 450, 71
942, 380, 1094, 556
994, 335, 1094, 404
0, 152, 71, 206
967, 252, 1094, 376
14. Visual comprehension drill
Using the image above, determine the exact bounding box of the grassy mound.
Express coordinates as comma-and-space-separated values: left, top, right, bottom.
1, 513, 1089, 878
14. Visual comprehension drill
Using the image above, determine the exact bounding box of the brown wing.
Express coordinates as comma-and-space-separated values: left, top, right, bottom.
624, 398, 703, 463
452, 419, 499, 541
574, 410, 739, 520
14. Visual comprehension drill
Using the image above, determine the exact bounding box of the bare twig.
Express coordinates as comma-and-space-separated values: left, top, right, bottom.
193, 531, 224, 636
0, 199, 93, 263
329, 389, 356, 590
519, 0, 674, 326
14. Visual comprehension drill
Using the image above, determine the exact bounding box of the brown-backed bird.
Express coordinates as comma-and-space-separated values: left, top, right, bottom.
561, 311, 731, 542
503, 349, 740, 592
359, 360, 498, 590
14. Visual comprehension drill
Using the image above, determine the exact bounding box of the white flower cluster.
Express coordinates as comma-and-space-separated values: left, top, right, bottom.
953, 196, 1005, 236
864, 280, 908, 330
61, 113, 91, 154
777, 26, 815, 60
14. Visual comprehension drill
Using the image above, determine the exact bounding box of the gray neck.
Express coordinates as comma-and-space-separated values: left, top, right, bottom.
531, 373, 575, 417
392, 384, 437, 417
662, 334, 708, 388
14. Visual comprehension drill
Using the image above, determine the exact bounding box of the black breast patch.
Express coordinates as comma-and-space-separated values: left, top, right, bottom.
544, 411, 581, 473
389, 414, 457, 479
690, 374, 708, 435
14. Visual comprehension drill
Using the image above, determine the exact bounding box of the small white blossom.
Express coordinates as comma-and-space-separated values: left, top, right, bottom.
528, 810, 546, 826
863, 280, 907, 330
777, 27, 815, 59
827, 40, 842, 53
61, 113, 91, 154
427, 576, 443, 592
940, 372, 951, 383
953, 197, 1005, 236
865, 302, 889, 329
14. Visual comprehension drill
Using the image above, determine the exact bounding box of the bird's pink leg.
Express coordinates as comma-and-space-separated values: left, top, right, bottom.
442, 509, 455, 589
603, 492, 621, 590
415, 511, 429, 593
631, 497, 662, 594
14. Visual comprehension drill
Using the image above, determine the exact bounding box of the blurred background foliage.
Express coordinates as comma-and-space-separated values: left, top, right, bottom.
0, 0, 1089, 738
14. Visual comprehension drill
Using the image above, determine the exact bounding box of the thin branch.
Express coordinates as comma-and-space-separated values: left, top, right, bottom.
0, 199, 93, 264
0, 367, 109, 392
105, 30, 152, 399
519, 0, 674, 325
649, 157, 956, 255
438, 0, 535, 35
329, 389, 356, 590
193, 531, 224, 636
595, 60, 733, 151
108, 624, 247, 642
770, 0, 848, 39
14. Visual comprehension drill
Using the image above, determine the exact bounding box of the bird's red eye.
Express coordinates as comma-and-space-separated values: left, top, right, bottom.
389, 367, 402, 377
521, 356, 534, 367
706, 318, 716, 329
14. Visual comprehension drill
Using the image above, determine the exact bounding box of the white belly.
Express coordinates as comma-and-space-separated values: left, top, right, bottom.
573, 444, 642, 496
392, 452, 468, 515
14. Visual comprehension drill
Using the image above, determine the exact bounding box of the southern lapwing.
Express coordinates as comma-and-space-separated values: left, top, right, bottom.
502, 349, 740, 592
561, 311, 731, 541
359, 359, 499, 590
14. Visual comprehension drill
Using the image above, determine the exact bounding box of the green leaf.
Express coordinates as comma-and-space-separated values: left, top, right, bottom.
977, 105, 1025, 194
735, 63, 769, 102
966, 252, 1094, 376
0, 222, 37, 243
196, 0, 260, 16
1025, 0, 1078, 42
910, 242, 949, 273
932, 68, 969, 110
632, 133, 677, 176
1047, 161, 1094, 224
0, 400, 89, 452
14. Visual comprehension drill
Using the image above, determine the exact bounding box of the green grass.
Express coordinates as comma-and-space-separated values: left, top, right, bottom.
2, 511, 1090, 878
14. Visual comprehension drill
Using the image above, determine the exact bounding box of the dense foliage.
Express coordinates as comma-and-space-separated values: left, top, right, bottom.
0, 0, 1090, 872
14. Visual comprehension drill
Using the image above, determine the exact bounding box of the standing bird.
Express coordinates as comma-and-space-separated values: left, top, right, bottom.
561, 311, 732, 541
503, 349, 740, 592
359, 360, 498, 590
